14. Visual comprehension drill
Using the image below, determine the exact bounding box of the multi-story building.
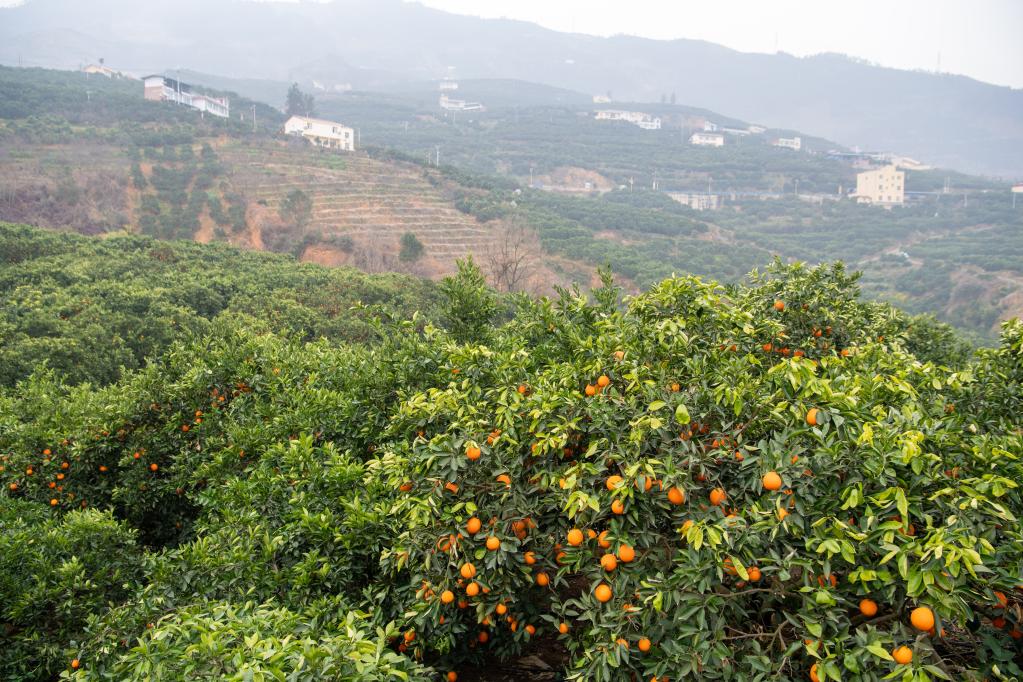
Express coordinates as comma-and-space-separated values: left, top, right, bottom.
666, 192, 721, 210
143, 75, 230, 118
689, 132, 725, 147
772, 136, 802, 151
594, 110, 661, 130
439, 94, 484, 112
283, 115, 355, 151
855, 165, 905, 205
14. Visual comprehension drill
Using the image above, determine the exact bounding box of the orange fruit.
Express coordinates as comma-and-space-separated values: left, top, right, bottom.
809, 663, 820, 682
50, 498, 58, 507
466, 445, 481, 461
806, 408, 820, 426
777, 508, 789, 520
518, 384, 528, 394
441, 590, 455, 604
892, 646, 913, 665
762, 471, 783, 491
460, 563, 477, 579
567, 528, 584, 546
523, 551, 536, 565
398, 482, 413, 492
747, 566, 762, 582
584, 384, 597, 397
536, 572, 550, 587
558, 622, 569, 634
598, 530, 611, 548
465, 582, 480, 597
447, 672, 458, 682
859, 599, 878, 617
466, 517, 482, 534
149, 463, 158, 472
404, 630, 416, 643
445, 481, 459, 494
638, 637, 651, 652
667, 486, 686, 505
709, 488, 727, 506
600, 553, 618, 571
611, 499, 625, 515
994, 591, 1008, 608
525, 624, 536, 635
617, 544, 635, 563
71, 659, 80, 670
614, 350, 625, 361
773, 300, 785, 311
910, 606, 935, 632
606, 475, 623, 490
597, 375, 610, 388
594, 583, 612, 602
486, 536, 501, 551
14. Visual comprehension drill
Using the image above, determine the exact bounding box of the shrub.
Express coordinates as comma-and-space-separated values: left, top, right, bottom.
0, 500, 142, 681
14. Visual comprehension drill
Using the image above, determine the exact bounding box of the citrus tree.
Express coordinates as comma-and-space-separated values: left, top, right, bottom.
1, 258, 1020, 681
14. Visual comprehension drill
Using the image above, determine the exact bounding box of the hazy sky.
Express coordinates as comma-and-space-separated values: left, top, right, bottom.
0, 0, 1019, 87
415, 0, 1023, 89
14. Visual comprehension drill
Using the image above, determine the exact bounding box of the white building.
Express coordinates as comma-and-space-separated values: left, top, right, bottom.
439, 79, 459, 91
747, 124, 767, 134
721, 127, 750, 137
667, 192, 721, 210
82, 64, 133, 79
440, 94, 483, 112
283, 115, 355, 151
772, 136, 802, 151
143, 75, 229, 118
702, 120, 719, 132
594, 110, 661, 130
690, 132, 725, 147
1011, 184, 1023, 193
592, 94, 612, 104
854, 165, 905, 205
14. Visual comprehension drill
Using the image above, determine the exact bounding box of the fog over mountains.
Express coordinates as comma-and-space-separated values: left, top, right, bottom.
2, 0, 1021, 177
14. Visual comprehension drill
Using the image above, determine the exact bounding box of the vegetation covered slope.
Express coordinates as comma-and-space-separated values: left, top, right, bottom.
1, 249, 1020, 681
2, 0, 1021, 176
0, 223, 441, 387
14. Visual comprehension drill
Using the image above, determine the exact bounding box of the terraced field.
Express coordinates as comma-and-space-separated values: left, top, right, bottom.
219, 143, 497, 273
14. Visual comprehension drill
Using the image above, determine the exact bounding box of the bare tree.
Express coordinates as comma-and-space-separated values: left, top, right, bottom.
485, 220, 540, 293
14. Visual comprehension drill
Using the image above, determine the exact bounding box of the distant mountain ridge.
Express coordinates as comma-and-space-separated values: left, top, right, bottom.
1, 0, 1021, 177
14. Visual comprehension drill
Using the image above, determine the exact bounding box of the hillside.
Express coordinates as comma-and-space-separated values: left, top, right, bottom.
1, 0, 1021, 176
0, 246, 1021, 680
2, 65, 1021, 338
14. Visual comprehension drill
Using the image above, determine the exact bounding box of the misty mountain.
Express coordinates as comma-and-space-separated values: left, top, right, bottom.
1, 0, 1020, 177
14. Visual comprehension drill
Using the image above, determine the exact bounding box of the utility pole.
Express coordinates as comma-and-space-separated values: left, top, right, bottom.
435, 146, 440, 167
529, 166, 534, 188
252, 105, 256, 133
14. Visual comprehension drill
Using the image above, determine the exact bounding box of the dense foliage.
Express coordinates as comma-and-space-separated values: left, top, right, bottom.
1, 247, 1020, 681
0, 223, 441, 387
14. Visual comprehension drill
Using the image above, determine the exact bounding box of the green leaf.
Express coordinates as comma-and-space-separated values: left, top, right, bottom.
675, 404, 691, 424
867, 644, 894, 661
